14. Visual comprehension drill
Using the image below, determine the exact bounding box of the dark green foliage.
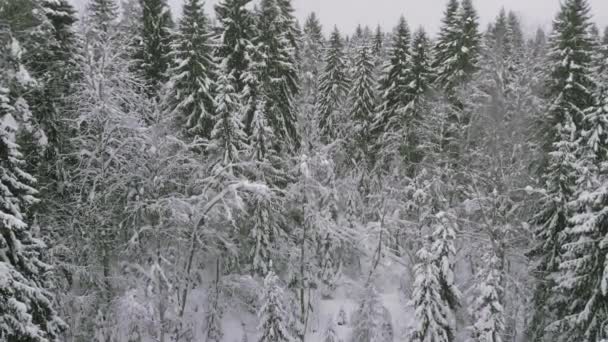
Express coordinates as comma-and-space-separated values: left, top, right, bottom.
215, 0, 257, 94
165, 0, 216, 138
141, 0, 173, 96
316, 27, 349, 144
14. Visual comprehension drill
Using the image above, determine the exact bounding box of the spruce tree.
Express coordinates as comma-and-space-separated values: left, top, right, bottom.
214, 0, 257, 94
252, 0, 300, 150
471, 255, 505, 342
431, 212, 461, 314
433, 0, 481, 96
258, 265, 293, 342
300, 12, 325, 101
210, 65, 248, 173
140, 0, 173, 95
351, 282, 385, 342
0, 31, 65, 342
374, 16, 412, 164
410, 243, 454, 342
164, 0, 216, 138
528, 1, 596, 340
317, 27, 350, 144
349, 45, 377, 164
554, 27, 608, 340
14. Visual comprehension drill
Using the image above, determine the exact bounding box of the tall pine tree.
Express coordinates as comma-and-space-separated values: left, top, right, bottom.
528, 0, 596, 340
316, 27, 350, 144
164, 0, 217, 138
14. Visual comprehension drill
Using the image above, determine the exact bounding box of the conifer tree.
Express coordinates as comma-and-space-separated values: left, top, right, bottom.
374, 16, 412, 163
164, 0, 216, 138
210, 65, 248, 173
554, 28, 608, 340
0, 32, 65, 342
252, 0, 300, 150
471, 255, 505, 342
349, 45, 377, 164
351, 282, 385, 342
300, 12, 325, 101
528, 1, 596, 339
433, 0, 481, 96
214, 0, 257, 94
258, 265, 294, 342
140, 0, 173, 95
431, 212, 461, 313
373, 25, 384, 56
317, 27, 350, 144
410, 243, 455, 342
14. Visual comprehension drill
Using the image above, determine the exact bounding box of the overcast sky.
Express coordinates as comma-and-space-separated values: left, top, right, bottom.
70, 0, 608, 37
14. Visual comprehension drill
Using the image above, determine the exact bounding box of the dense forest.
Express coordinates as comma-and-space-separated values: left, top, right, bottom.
1, 0, 608, 341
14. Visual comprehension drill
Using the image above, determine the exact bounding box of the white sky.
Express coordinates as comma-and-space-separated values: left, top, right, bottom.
70, 0, 608, 37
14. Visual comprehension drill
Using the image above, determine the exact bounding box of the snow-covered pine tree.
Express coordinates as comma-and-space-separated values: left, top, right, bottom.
351, 282, 385, 342
317, 27, 350, 144
300, 12, 325, 102
374, 16, 412, 165
433, 0, 481, 97
410, 242, 455, 342
528, 1, 596, 340
210, 64, 248, 174
258, 264, 294, 342
140, 0, 173, 96
164, 0, 216, 139
471, 254, 505, 342
247, 97, 287, 275
554, 27, 608, 340
348, 44, 377, 165
276, 0, 300, 57
214, 0, 257, 94
372, 25, 384, 58
299, 12, 325, 144
430, 212, 461, 315
0, 32, 65, 342
253, 0, 300, 151
119, 0, 144, 64
399, 27, 433, 169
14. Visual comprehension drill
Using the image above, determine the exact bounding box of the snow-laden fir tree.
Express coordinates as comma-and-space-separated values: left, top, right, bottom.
140, 0, 173, 96
553, 39, 608, 341
433, 0, 481, 97
247, 98, 287, 275
374, 16, 412, 166
0, 33, 65, 342
351, 282, 386, 342
399, 28, 433, 168
252, 0, 300, 151
210, 64, 248, 173
430, 212, 461, 316
299, 12, 325, 144
471, 254, 505, 342
410, 242, 455, 342
528, 1, 596, 339
214, 0, 257, 94
317, 27, 350, 144
300, 12, 325, 103
164, 0, 216, 138
258, 264, 294, 342
348, 44, 377, 165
